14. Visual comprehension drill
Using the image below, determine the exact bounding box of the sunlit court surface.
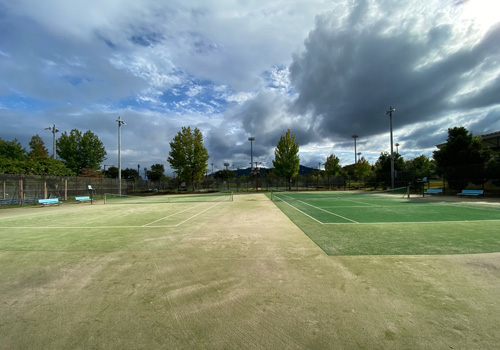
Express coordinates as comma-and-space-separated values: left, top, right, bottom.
1, 192, 500, 349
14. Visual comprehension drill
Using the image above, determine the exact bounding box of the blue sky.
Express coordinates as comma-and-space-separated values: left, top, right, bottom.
1, 0, 500, 175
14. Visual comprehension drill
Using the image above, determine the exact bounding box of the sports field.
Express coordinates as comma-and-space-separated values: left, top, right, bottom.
270, 189, 500, 255
1, 192, 500, 349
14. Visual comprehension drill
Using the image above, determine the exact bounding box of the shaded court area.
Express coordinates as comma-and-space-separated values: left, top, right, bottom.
0, 193, 500, 349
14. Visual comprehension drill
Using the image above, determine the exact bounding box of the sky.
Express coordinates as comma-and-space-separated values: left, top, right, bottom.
1, 0, 500, 175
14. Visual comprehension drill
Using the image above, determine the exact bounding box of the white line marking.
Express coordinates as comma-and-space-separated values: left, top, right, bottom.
321, 219, 500, 225
297, 200, 359, 223
174, 201, 224, 226
142, 202, 208, 227
280, 200, 325, 225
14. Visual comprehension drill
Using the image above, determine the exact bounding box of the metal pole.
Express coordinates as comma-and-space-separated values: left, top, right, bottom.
116, 117, 126, 195
52, 125, 56, 159
248, 137, 255, 172
386, 107, 396, 189
352, 135, 358, 164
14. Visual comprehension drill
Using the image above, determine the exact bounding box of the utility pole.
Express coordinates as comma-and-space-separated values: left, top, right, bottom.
116, 117, 126, 195
385, 107, 396, 189
352, 134, 358, 164
45, 124, 59, 159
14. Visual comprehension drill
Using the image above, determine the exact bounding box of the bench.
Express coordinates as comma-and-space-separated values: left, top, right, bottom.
457, 190, 484, 197
424, 188, 443, 195
38, 198, 62, 206
75, 196, 91, 203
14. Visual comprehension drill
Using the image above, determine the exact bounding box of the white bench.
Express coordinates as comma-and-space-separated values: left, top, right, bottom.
75, 196, 91, 203
457, 190, 484, 197
424, 188, 443, 195
38, 198, 62, 206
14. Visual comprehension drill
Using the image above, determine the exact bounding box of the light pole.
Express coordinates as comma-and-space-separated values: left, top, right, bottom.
116, 116, 126, 195
352, 135, 358, 164
253, 161, 261, 190
45, 124, 59, 159
385, 107, 396, 189
248, 137, 255, 172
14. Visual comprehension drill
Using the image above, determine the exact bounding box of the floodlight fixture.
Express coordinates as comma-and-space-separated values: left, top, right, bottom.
45, 124, 59, 159
386, 107, 396, 189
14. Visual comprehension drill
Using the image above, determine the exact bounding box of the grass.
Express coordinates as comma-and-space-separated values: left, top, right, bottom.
1, 193, 500, 349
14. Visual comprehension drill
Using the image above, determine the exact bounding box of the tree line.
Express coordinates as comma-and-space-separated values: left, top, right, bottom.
2, 125, 499, 192
0, 129, 106, 176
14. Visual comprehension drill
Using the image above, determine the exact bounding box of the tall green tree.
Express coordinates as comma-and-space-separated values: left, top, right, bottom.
433, 126, 489, 190
167, 126, 209, 190
374, 152, 405, 188
28, 134, 49, 158
147, 163, 166, 181
0, 138, 26, 160
324, 154, 341, 187
354, 156, 372, 179
56, 129, 107, 175
273, 129, 300, 190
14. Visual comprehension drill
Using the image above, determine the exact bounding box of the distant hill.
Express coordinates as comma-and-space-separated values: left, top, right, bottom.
216, 164, 318, 177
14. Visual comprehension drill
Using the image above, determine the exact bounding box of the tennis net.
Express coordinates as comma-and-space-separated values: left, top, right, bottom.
271, 187, 409, 201
104, 191, 233, 204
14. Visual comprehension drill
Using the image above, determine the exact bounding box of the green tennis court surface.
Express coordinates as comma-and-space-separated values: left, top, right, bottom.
270, 190, 500, 255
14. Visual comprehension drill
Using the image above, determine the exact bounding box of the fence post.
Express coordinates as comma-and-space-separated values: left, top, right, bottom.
18, 177, 23, 204
2, 180, 5, 199
64, 178, 68, 200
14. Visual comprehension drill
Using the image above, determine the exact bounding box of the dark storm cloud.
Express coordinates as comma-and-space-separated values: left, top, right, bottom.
288, 6, 500, 142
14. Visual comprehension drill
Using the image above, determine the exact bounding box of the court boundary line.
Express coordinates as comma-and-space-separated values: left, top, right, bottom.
174, 201, 225, 226
297, 200, 359, 224
281, 199, 324, 224
141, 201, 210, 227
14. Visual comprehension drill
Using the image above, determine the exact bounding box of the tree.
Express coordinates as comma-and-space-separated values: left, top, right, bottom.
273, 129, 300, 190
405, 155, 431, 180
147, 163, 165, 181
167, 126, 209, 190
28, 135, 49, 158
122, 168, 140, 180
57, 129, 107, 175
0, 138, 26, 160
433, 127, 489, 190
354, 156, 372, 179
324, 154, 341, 188
374, 152, 405, 188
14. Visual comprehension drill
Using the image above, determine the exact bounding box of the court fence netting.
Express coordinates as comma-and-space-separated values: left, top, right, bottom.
104, 191, 233, 204
270, 187, 409, 201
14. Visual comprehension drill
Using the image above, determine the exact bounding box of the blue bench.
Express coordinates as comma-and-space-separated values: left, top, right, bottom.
75, 196, 91, 203
38, 198, 62, 206
424, 188, 443, 195
457, 190, 484, 197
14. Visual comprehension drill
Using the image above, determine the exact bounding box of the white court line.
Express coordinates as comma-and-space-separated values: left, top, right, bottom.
280, 200, 325, 225
174, 201, 225, 226
322, 219, 500, 225
141, 202, 209, 227
298, 200, 358, 224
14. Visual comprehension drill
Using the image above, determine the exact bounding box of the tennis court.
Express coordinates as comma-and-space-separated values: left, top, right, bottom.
270, 188, 500, 224
270, 189, 500, 255
1, 192, 500, 349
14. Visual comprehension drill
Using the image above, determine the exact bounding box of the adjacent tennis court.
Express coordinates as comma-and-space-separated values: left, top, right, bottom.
270, 189, 500, 255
